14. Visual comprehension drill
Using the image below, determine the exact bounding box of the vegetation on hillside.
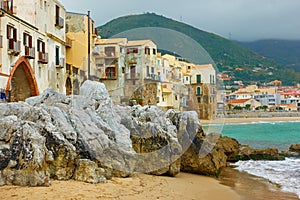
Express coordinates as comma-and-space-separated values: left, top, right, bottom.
97, 13, 300, 85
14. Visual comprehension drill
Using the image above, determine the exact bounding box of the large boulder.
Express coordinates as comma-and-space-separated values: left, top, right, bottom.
115, 105, 182, 176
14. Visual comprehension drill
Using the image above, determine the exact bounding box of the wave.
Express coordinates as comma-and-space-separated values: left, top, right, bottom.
235, 158, 300, 198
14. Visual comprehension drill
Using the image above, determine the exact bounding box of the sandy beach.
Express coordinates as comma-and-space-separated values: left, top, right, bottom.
0, 173, 239, 200
201, 116, 300, 125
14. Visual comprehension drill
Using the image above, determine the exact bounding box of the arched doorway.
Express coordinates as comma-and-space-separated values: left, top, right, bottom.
6, 57, 38, 102
65, 77, 72, 95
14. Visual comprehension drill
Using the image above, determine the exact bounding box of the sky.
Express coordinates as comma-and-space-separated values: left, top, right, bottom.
60, 0, 300, 41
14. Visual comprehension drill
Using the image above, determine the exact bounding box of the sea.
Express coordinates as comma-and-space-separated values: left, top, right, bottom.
203, 121, 300, 198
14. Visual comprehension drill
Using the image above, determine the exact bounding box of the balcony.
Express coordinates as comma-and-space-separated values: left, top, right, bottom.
7, 39, 20, 55
144, 74, 160, 82
65, 36, 72, 48
38, 52, 48, 64
125, 73, 140, 80
55, 16, 64, 29
56, 57, 65, 68
24, 46, 35, 59
96, 52, 118, 58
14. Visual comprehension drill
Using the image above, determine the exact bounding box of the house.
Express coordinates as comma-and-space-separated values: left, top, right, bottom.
93, 38, 127, 103
0, 0, 66, 102
227, 98, 261, 109
65, 12, 98, 94
190, 64, 216, 120
121, 39, 160, 105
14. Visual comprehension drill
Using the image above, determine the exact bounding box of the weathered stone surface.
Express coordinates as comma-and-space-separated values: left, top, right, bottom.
289, 144, 300, 153
236, 146, 284, 160
73, 159, 107, 183
216, 136, 240, 162
116, 105, 182, 176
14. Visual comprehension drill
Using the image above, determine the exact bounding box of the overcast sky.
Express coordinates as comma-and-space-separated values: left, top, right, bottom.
60, 0, 300, 41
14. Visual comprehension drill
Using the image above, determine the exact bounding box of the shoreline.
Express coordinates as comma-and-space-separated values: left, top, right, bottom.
201, 116, 300, 125
0, 170, 299, 200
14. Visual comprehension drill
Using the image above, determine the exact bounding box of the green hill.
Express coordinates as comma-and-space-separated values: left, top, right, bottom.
239, 39, 300, 72
97, 13, 300, 85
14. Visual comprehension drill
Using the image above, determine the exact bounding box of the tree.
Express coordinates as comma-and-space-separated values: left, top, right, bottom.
245, 104, 251, 111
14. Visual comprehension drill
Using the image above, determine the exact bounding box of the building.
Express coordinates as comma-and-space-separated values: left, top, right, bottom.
227, 98, 261, 110
190, 64, 217, 120
93, 38, 127, 102
65, 12, 97, 95
0, 0, 66, 102
123, 40, 160, 105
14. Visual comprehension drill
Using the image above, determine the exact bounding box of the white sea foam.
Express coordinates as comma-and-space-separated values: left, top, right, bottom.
235, 158, 300, 198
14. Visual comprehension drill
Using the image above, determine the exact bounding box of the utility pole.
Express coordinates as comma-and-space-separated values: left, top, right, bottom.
87, 10, 91, 80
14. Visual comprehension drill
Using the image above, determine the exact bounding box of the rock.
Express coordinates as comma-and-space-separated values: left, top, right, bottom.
116, 105, 182, 176
73, 159, 107, 183
236, 146, 284, 160
289, 144, 300, 153
217, 136, 240, 162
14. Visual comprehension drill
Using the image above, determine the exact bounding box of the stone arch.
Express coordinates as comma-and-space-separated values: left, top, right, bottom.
6, 57, 39, 102
65, 77, 72, 95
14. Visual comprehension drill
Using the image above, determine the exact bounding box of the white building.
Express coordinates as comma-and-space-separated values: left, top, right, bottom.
0, 0, 66, 102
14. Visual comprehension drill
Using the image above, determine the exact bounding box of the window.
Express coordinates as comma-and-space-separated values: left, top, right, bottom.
104, 46, 115, 56
146, 66, 150, 77
55, 5, 63, 28
153, 48, 156, 55
196, 87, 201, 95
185, 77, 189, 81
145, 47, 150, 55
37, 40, 45, 53
7, 25, 16, 40
197, 97, 201, 103
44, 1, 47, 11
196, 74, 201, 83
126, 48, 138, 54
23, 33, 32, 47
55, 46, 60, 65
151, 67, 154, 74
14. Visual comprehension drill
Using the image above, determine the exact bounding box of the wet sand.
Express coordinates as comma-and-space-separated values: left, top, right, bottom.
219, 167, 299, 200
0, 173, 239, 200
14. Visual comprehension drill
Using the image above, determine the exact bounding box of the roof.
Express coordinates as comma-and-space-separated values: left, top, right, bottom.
95, 38, 127, 45
126, 40, 155, 47
193, 64, 215, 71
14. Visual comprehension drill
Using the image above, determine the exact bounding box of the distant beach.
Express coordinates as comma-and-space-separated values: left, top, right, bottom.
201, 116, 300, 125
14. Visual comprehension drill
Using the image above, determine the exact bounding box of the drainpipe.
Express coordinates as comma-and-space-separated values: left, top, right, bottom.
87, 11, 91, 80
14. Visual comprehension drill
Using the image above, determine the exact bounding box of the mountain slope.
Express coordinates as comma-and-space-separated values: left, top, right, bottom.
97, 13, 300, 85
239, 39, 300, 72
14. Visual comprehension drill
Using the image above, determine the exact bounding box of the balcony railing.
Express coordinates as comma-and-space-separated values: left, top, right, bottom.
100, 73, 117, 80
145, 74, 160, 82
7, 39, 20, 55
56, 57, 65, 68
96, 52, 118, 58
38, 52, 48, 64
24, 46, 35, 59
55, 16, 64, 28
125, 73, 140, 80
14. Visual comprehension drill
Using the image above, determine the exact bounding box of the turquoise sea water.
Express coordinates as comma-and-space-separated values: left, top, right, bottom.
203, 121, 300, 197
203, 121, 300, 150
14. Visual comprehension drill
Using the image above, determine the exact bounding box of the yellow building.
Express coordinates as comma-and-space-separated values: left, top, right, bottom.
190, 64, 217, 120
65, 12, 97, 94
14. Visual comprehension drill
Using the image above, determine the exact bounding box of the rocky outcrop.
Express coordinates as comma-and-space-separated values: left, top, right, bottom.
0, 81, 203, 186
289, 144, 300, 153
